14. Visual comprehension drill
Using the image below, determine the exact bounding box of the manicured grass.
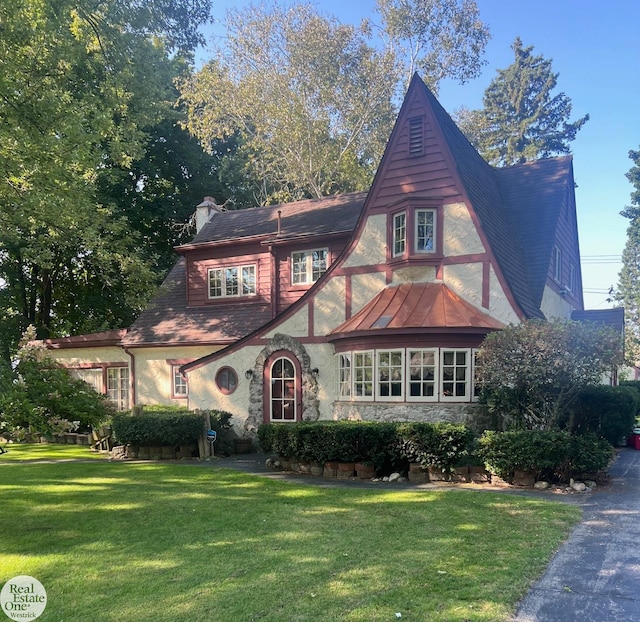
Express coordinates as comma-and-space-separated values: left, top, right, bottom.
0, 446, 581, 621
0, 442, 109, 461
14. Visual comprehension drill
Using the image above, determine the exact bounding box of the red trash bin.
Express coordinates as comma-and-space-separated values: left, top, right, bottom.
634, 434, 640, 450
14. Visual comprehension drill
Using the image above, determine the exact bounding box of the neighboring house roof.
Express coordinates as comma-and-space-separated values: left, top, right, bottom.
44, 329, 128, 349
179, 191, 367, 249
329, 283, 505, 340
420, 78, 561, 319
571, 308, 625, 334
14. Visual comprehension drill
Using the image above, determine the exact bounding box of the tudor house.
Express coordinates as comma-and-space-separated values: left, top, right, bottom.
45, 74, 616, 435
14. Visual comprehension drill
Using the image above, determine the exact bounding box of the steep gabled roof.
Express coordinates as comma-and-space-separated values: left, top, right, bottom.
329, 283, 504, 340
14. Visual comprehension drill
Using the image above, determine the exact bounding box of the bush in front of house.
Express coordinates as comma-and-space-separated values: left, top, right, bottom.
258, 421, 474, 473
478, 429, 614, 482
112, 408, 204, 447
563, 385, 638, 446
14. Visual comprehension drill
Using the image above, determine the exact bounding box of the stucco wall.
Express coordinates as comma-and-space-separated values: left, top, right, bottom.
342, 214, 387, 268
443, 202, 485, 256
53, 346, 128, 365
133, 346, 218, 405
540, 285, 576, 320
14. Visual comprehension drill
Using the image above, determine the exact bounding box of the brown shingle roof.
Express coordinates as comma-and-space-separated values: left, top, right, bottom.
329, 283, 504, 339
180, 191, 367, 248
44, 329, 128, 348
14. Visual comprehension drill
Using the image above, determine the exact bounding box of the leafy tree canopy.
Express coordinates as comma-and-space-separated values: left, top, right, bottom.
0, 0, 212, 355
456, 38, 588, 166
616, 147, 640, 364
477, 319, 623, 431
180, 0, 490, 203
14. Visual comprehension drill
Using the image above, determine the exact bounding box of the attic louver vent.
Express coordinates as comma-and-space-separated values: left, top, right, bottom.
409, 117, 424, 157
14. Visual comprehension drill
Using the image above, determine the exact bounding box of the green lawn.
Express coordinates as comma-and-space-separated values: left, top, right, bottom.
0, 446, 581, 621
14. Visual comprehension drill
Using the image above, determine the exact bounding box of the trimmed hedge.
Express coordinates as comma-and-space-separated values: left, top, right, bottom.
113, 408, 203, 447
258, 421, 474, 472
478, 429, 614, 482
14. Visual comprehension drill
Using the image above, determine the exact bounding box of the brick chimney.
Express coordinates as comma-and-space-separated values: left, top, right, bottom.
195, 196, 221, 233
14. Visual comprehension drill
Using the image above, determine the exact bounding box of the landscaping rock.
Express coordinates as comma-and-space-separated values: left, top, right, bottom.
534, 481, 550, 490
572, 481, 587, 492
389, 472, 401, 482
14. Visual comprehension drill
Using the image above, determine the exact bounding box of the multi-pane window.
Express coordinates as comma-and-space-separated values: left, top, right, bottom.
415, 210, 435, 252
107, 367, 129, 411
553, 246, 562, 283
208, 265, 256, 298
337, 348, 474, 402
377, 350, 403, 398
270, 357, 296, 421
338, 354, 351, 398
215, 367, 238, 394
172, 365, 188, 398
353, 352, 374, 398
291, 249, 328, 285
393, 213, 406, 256
407, 349, 437, 400
441, 350, 469, 400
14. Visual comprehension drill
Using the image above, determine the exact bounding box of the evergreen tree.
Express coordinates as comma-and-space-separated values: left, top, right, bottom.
616, 148, 640, 364
458, 38, 589, 166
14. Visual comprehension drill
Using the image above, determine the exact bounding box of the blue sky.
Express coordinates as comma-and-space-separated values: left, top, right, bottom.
202, 1, 639, 310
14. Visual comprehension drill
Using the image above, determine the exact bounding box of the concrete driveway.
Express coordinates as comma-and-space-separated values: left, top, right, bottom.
514, 447, 640, 621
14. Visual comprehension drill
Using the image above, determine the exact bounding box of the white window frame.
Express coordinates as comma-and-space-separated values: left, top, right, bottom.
337, 353, 352, 399
208, 264, 256, 299
172, 365, 188, 398
376, 350, 404, 401
393, 212, 406, 257
291, 249, 328, 285
415, 209, 436, 253
472, 348, 481, 402
353, 351, 374, 400
406, 349, 438, 402
440, 349, 471, 402
569, 263, 576, 294
553, 246, 562, 283
107, 367, 129, 411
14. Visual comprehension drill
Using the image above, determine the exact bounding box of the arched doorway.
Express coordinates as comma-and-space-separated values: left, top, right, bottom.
264, 352, 302, 422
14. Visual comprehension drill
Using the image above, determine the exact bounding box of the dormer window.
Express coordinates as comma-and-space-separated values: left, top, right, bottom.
291, 249, 328, 284
208, 265, 256, 298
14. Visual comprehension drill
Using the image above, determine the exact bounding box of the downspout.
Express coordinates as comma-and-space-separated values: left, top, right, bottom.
124, 347, 136, 408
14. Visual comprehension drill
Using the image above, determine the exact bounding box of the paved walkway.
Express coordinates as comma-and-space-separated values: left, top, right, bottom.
217, 449, 640, 621
513, 447, 640, 621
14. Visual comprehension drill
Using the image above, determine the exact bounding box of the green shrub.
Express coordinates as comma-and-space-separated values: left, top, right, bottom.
203, 409, 234, 456
112, 409, 204, 447
478, 429, 613, 482
565, 385, 637, 445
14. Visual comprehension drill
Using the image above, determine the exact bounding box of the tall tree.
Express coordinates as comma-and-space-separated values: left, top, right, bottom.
180, 3, 399, 203
180, 1, 490, 203
0, 0, 212, 354
457, 38, 589, 166
616, 147, 640, 365
375, 0, 490, 91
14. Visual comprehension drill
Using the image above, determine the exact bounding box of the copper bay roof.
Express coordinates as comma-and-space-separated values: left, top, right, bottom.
329, 283, 505, 339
